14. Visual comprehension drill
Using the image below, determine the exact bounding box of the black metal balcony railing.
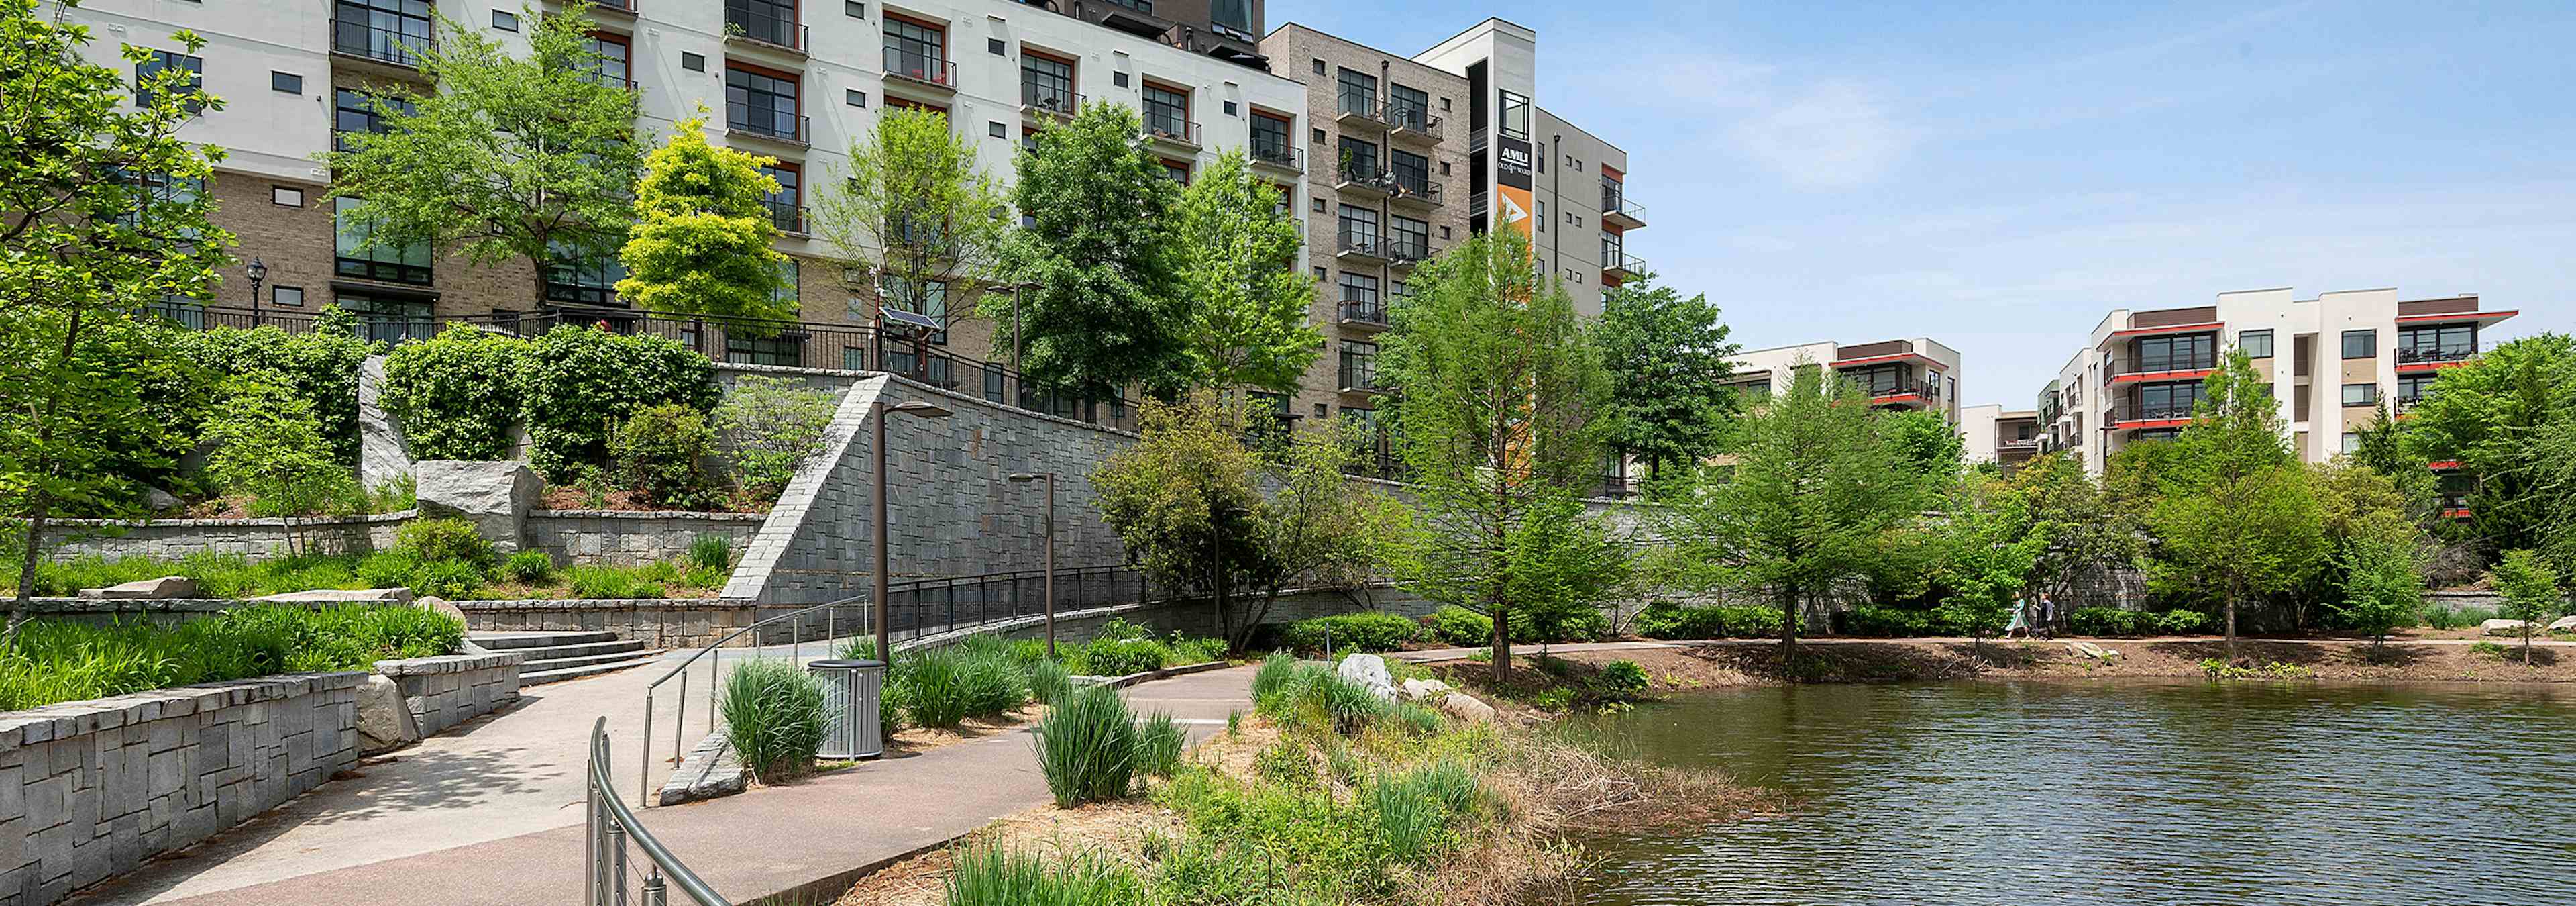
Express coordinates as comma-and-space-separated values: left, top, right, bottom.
1603, 191, 1646, 223
2117, 403, 2196, 423
1607, 252, 1646, 275
1144, 117, 1199, 146
2123, 356, 2218, 376
1387, 108, 1442, 138
884, 48, 955, 87
2398, 346, 2477, 365
331, 17, 434, 67
1337, 161, 1393, 190
727, 109, 809, 145
1340, 298, 1388, 326
727, 13, 806, 52
1335, 231, 1384, 259
1336, 91, 1379, 121
761, 198, 807, 234
1020, 83, 1082, 115
1390, 179, 1442, 207
1385, 238, 1430, 264
1250, 142, 1300, 170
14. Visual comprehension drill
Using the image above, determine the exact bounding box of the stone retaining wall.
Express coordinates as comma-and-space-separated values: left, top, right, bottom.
372, 654, 523, 736
455, 598, 787, 650
0, 672, 362, 905
523, 510, 765, 566
9, 599, 238, 628
30, 513, 411, 563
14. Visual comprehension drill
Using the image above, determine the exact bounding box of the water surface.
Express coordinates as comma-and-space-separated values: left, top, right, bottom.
1567, 679, 2576, 905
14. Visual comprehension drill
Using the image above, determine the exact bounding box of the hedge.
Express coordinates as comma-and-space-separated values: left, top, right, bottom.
1279, 612, 1419, 653
168, 306, 380, 466
2070, 607, 2210, 637
1634, 603, 1784, 640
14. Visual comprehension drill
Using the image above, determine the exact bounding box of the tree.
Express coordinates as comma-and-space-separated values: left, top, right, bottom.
2331, 530, 2422, 648
2008, 452, 2141, 611
2345, 399, 2439, 523
1376, 228, 1619, 682
813, 106, 1009, 372
2145, 350, 2326, 660
1169, 150, 1318, 395
1660, 360, 1933, 668
321, 4, 641, 304
1884, 408, 1965, 476
2404, 334, 2576, 558
984, 102, 1187, 400
2, 0, 230, 635
202, 373, 356, 556
1935, 473, 2047, 658
1091, 393, 1266, 644
1236, 419, 1391, 649
2492, 548, 2559, 665
1595, 274, 1739, 485
616, 111, 791, 322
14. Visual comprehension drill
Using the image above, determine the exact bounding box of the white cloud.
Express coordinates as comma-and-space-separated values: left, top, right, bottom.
1727, 81, 1911, 189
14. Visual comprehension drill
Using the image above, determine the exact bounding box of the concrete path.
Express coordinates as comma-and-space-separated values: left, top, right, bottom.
68, 662, 1255, 906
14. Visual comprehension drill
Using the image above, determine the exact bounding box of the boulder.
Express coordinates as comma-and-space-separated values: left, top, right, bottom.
252, 587, 415, 605
415, 595, 468, 625
2548, 615, 2576, 633
413, 460, 541, 553
2065, 641, 2118, 660
356, 356, 415, 493
355, 674, 421, 754
1336, 654, 1396, 703
78, 576, 201, 600
144, 487, 183, 513
2482, 619, 2533, 636
1438, 691, 1497, 724
1398, 677, 1454, 702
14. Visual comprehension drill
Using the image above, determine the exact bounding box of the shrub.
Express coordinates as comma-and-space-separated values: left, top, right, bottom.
500, 550, 555, 584
1134, 711, 1185, 778
2455, 605, 2500, 625
1512, 606, 1611, 644
2471, 640, 2507, 658
1074, 638, 1169, 677
943, 838, 1142, 906
201, 372, 361, 527
714, 375, 837, 501
394, 517, 495, 568
2422, 605, 2463, 631
380, 324, 527, 461
170, 307, 380, 466
686, 534, 733, 571
719, 658, 828, 781
407, 560, 484, 599
1025, 658, 1073, 705
1634, 603, 1782, 639
1839, 606, 1932, 638
0, 604, 459, 711
1250, 650, 1298, 702
355, 549, 421, 589
612, 404, 716, 509
1033, 685, 1142, 807
1279, 612, 1417, 654
1424, 606, 1492, 646
565, 565, 664, 599
1597, 660, 1650, 695
2152, 609, 2209, 635
520, 325, 720, 481
2069, 607, 2144, 638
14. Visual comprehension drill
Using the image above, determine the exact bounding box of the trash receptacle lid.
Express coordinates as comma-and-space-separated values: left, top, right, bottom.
809, 658, 887, 669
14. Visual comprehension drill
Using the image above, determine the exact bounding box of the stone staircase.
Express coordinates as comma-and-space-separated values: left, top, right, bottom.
470, 631, 663, 685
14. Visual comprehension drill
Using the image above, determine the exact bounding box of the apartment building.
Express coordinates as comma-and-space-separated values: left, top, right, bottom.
1960, 405, 2041, 470
2035, 288, 2516, 483
1257, 17, 1639, 438
1725, 337, 1966, 423
65, 0, 1303, 385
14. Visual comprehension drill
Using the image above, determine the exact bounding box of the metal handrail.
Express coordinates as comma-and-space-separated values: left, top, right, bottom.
637, 597, 859, 803
589, 717, 729, 905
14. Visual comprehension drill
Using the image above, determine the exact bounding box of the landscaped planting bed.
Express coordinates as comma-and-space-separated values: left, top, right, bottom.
0, 603, 462, 712
11, 519, 737, 602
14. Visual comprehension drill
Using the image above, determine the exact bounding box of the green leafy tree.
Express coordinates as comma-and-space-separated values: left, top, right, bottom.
2008, 452, 2142, 611
2402, 334, 2576, 558
2310, 460, 2431, 634
985, 102, 1186, 399
1658, 360, 1932, 667
203, 373, 358, 555
1091, 392, 1266, 643
2145, 350, 2326, 660
1884, 408, 1966, 476
170, 307, 382, 466
2345, 399, 2439, 523
1236, 419, 1393, 650
1169, 150, 1318, 395
2, 1, 230, 633
2491, 548, 2561, 665
1595, 274, 1739, 485
321, 4, 641, 303
1376, 228, 1619, 681
714, 375, 838, 501
2331, 530, 2422, 648
1935, 473, 2047, 658
616, 111, 790, 321
814, 106, 1009, 371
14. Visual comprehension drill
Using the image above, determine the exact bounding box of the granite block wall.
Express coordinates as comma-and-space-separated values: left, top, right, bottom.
523, 511, 765, 566
32, 513, 409, 563
372, 654, 523, 736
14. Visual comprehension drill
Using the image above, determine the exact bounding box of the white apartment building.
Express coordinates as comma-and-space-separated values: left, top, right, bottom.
1726, 337, 1966, 423
2037, 288, 2516, 475
1960, 404, 2041, 470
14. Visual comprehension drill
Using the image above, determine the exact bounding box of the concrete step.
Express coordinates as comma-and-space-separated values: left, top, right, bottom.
521, 653, 665, 685
502, 638, 648, 660
521, 649, 663, 672
470, 630, 619, 651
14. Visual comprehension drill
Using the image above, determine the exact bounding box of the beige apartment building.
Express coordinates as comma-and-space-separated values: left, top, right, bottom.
1960, 405, 2041, 470
1725, 337, 1966, 423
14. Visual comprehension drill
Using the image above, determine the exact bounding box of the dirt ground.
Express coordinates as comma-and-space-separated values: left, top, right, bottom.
1470, 636, 2576, 691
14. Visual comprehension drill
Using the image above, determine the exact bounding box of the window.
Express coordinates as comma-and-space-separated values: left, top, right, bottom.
492, 9, 518, 30
2341, 329, 2377, 359
1537, 201, 1545, 232
2341, 383, 2378, 407
1497, 90, 1530, 140
847, 89, 867, 107
728, 0, 801, 48
543, 242, 626, 306
333, 89, 415, 152
986, 120, 1006, 138
1337, 203, 1379, 249
333, 0, 434, 66
335, 292, 435, 344
882, 16, 947, 85
1250, 112, 1292, 166
1389, 215, 1428, 260
272, 71, 303, 94
759, 162, 803, 232
1312, 58, 1325, 77
1020, 52, 1075, 114
1112, 70, 1128, 87
1335, 68, 1377, 118
726, 65, 802, 139
583, 33, 631, 86
1210, 0, 1252, 36
334, 197, 432, 285
1843, 364, 1907, 396
1387, 83, 1430, 130
1337, 136, 1381, 180
1142, 83, 1190, 140
727, 332, 803, 366
2137, 428, 2181, 442
879, 275, 947, 332
683, 52, 706, 72
2397, 373, 2438, 405
1601, 230, 1623, 266
1338, 340, 1379, 391
273, 286, 305, 307
1390, 148, 1430, 194
272, 186, 303, 207
2134, 333, 2216, 373
2397, 323, 2477, 364
2237, 328, 2273, 359
2136, 381, 2206, 420
987, 38, 1005, 55
136, 50, 203, 111
847, 1, 865, 17
771, 258, 800, 309
1161, 159, 1189, 183
1338, 272, 1380, 321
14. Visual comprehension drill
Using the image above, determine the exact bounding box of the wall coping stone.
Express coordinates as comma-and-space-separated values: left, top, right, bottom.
375, 652, 524, 676
453, 597, 749, 611
0, 670, 365, 753
529, 509, 767, 521
13, 510, 417, 530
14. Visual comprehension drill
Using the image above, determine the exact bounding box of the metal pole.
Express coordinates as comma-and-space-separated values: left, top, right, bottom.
673, 672, 688, 773
873, 397, 892, 663
639, 693, 654, 805
1043, 473, 1057, 659
1012, 283, 1024, 376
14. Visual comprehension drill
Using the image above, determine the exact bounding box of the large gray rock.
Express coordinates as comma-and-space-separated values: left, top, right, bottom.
414, 460, 542, 553
1439, 691, 1497, 723
2482, 619, 2533, 636
78, 576, 200, 599
143, 487, 182, 513
355, 674, 421, 754
2548, 615, 2576, 633
416, 595, 469, 626
1336, 654, 1396, 703
1398, 677, 1453, 702
253, 587, 415, 605
357, 356, 415, 493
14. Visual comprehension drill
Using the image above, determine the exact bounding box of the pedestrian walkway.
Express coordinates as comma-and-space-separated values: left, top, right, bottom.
67, 660, 1255, 905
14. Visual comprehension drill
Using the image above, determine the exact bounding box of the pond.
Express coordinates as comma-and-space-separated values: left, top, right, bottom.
1565, 678, 2576, 905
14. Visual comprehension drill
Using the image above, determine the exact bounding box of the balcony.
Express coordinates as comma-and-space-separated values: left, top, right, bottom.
331, 17, 434, 69
1385, 238, 1430, 269
2396, 345, 2477, 371
1335, 92, 1385, 129
1095, 0, 1174, 40
1336, 162, 1395, 197
2110, 356, 2218, 383
1602, 192, 1646, 230
1867, 381, 1937, 408
1339, 299, 1389, 330
1142, 117, 1200, 151
1387, 109, 1442, 144
1605, 252, 1645, 281
761, 198, 808, 235
1388, 179, 1442, 211
2111, 403, 2196, 428
1334, 231, 1389, 264
1020, 85, 1082, 119
1248, 142, 1301, 174
724, 17, 807, 58
883, 48, 956, 93
726, 111, 810, 148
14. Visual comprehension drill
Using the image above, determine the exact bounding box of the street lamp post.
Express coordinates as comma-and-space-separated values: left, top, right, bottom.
873, 397, 953, 662
1008, 472, 1057, 658
246, 258, 267, 327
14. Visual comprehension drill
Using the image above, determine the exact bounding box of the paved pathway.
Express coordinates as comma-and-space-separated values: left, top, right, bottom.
68, 648, 1252, 906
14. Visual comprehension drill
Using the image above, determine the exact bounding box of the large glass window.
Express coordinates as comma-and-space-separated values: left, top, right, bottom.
1601, 231, 1625, 266
1335, 68, 1377, 118
1336, 136, 1380, 181
1249, 112, 1293, 166
583, 33, 631, 86
1390, 148, 1430, 195
2135, 332, 2216, 373
1338, 271, 1380, 322
879, 274, 947, 344
1843, 364, 1907, 395
725, 66, 801, 139
727, 0, 800, 48
1389, 215, 1428, 260
333, 0, 434, 66
136, 50, 204, 111
333, 88, 415, 152
2341, 328, 2377, 359
1387, 83, 1430, 130
2237, 328, 2273, 359
1337, 203, 1379, 250
758, 162, 803, 233
333, 197, 432, 285
1338, 340, 1379, 391
2341, 383, 2379, 407
2397, 373, 2438, 407
726, 332, 802, 366
1497, 90, 1530, 140
2397, 323, 2476, 364
1142, 83, 1190, 140
544, 241, 625, 307
1020, 53, 1074, 113
2137, 381, 2206, 420
336, 291, 434, 344
882, 17, 947, 83
1208, 0, 1252, 38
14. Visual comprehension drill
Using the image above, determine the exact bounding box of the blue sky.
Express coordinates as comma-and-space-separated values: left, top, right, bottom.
1277, 1, 2576, 407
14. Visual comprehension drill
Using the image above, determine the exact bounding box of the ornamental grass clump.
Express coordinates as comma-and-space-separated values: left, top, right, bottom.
718, 658, 827, 781
899, 645, 1027, 729
943, 836, 1143, 906
1033, 685, 1143, 807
